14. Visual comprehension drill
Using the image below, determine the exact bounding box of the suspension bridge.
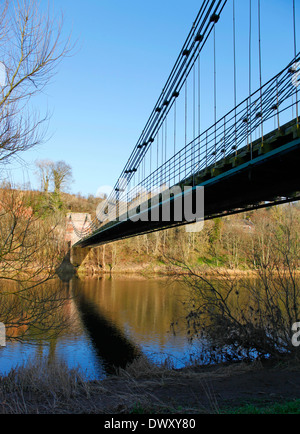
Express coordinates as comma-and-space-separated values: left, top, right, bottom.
71, 0, 300, 248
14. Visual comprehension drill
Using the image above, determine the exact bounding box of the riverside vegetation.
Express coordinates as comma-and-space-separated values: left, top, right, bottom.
0, 0, 299, 414
1, 183, 300, 414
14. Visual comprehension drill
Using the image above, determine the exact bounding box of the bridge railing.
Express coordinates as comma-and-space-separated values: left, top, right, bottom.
114, 54, 300, 218
78, 54, 300, 237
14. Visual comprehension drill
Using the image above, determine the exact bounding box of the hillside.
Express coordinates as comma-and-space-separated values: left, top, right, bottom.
1, 186, 299, 277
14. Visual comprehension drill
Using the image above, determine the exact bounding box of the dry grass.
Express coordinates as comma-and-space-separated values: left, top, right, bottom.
0, 356, 225, 414
0, 359, 103, 414
1, 355, 291, 414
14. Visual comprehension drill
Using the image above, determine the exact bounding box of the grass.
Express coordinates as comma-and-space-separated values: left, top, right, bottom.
0, 356, 200, 414
0, 356, 300, 414
0, 356, 220, 414
222, 400, 300, 414
0, 358, 101, 414
197, 255, 227, 267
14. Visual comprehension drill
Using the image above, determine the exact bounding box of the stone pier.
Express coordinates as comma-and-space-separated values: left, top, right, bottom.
57, 213, 92, 280
65, 213, 92, 267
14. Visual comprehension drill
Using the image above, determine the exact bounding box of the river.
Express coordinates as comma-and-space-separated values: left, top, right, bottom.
0, 276, 195, 379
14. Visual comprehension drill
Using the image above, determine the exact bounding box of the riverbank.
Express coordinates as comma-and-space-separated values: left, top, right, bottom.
1, 357, 300, 414
76, 259, 259, 279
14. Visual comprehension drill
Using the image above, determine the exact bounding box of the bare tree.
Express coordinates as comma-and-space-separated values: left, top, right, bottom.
0, 1, 74, 342
0, 0, 73, 164
51, 160, 73, 193
174, 205, 300, 362
0, 186, 66, 286
0, 184, 72, 342
35, 159, 53, 192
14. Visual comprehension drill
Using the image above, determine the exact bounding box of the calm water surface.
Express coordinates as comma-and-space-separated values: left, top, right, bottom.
0, 276, 194, 379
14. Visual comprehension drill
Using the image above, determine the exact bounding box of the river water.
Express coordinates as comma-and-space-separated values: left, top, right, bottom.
0, 276, 195, 379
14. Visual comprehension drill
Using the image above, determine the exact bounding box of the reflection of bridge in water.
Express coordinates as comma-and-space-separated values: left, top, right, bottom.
69, 277, 191, 372
70, 278, 141, 374
69, 0, 300, 248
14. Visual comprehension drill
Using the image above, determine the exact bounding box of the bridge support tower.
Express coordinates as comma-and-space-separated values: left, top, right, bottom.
56, 213, 92, 280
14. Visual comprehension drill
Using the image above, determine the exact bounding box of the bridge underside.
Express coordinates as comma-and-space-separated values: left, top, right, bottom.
76, 123, 300, 248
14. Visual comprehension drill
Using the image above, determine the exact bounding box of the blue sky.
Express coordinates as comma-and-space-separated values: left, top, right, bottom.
8, 0, 300, 197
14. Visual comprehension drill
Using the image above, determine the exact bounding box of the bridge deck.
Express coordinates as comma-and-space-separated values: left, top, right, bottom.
76, 118, 300, 247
